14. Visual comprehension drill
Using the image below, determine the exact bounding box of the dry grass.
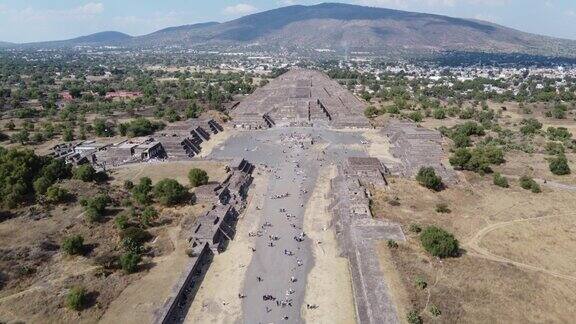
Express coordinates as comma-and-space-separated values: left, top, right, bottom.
372, 176, 576, 323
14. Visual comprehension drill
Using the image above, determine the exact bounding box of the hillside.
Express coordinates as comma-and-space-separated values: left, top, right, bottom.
5, 3, 576, 57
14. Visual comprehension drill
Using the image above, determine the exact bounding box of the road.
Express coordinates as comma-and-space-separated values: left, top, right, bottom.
208, 127, 366, 323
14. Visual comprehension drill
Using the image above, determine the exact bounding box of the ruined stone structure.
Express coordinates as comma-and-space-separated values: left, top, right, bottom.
157, 118, 223, 159
346, 157, 389, 187
231, 69, 370, 129
154, 159, 253, 324
384, 121, 456, 183
51, 137, 166, 167
329, 161, 405, 324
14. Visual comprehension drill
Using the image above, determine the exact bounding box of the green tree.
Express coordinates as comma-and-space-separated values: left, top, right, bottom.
45, 185, 70, 204
549, 154, 571, 175
416, 167, 443, 191
62, 235, 84, 255
153, 179, 187, 206
420, 226, 459, 258
188, 168, 209, 187
120, 252, 141, 274
66, 286, 88, 311
73, 164, 96, 182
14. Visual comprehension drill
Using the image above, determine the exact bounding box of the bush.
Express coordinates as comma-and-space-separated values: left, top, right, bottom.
407, 310, 423, 324
547, 127, 572, 141
435, 203, 451, 213
364, 106, 378, 118
415, 277, 427, 289
121, 226, 151, 252
408, 111, 423, 122
120, 252, 141, 274
141, 206, 159, 227
66, 286, 87, 311
73, 164, 96, 182
188, 168, 209, 187
519, 176, 541, 193
492, 173, 509, 188
83, 194, 111, 223
45, 185, 70, 204
387, 240, 398, 249
131, 177, 153, 205
416, 167, 443, 191
545, 142, 565, 155
409, 224, 422, 233
115, 213, 129, 230
432, 108, 446, 119
153, 179, 187, 206
62, 235, 84, 255
420, 226, 459, 258
123, 180, 134, 190
33, 176, 52, 195
449, 146, 504, 174
118, 118, 164, 137
429, 304, 441, 317
520, 118, 542, 135
549, 154, 571, 175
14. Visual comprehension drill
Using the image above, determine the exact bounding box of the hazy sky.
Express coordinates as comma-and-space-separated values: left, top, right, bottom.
0, 0, 575, 43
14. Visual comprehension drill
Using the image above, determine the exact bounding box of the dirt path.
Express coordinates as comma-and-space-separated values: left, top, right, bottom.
464, 212, 576, 282
301, 165, 356, 324
182, 173, 266, 323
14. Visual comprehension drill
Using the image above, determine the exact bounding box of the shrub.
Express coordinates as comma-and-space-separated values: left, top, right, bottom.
429, 304, 441, 317
66, 286, 87, 311
415, 277, 427, 289
188, 168, 209, 187
123, 180, 134, 190
492, 173, 509, 188
131, 177, 153, 205
121, 227, 151, 252
433, 108, 446, 119
62, 235, 84, 255
420, 226, 459, 258
520, 118, 542, 135
407, 310, 422, 324
547, 127, 572, 141
83, 194, 111, 223
408, 111, 423, 122
45, 185, 70, 204
73, 164, 96, 182
549, 154, 571, 175
387, 240, 398, 249
141, 206, 159, 227
120, 252, 141, 274
153, 179, 187, 206
416, 167, 443, 191
364, 106, 378, 118
519, 176, 541, 193
115, 213, 129, 230
435, 203, 451, 213
33, 176, 52, 195
545, 142, 565, 155
409, 224, 422, 233
118, 118, 164, 137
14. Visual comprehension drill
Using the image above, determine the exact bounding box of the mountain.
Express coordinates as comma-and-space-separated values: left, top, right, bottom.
17, 31, 132, 48
7, 3, 576, 57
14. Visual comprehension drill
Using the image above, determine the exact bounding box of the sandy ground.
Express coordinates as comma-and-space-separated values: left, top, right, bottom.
301, 165, 356, 324
197, 129, 233, 158
109, 160, 227, 186
183, 173, 267, 323
360, 129, 400, 165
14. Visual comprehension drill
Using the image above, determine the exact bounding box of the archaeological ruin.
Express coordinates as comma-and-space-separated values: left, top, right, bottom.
231, 69, 371, 129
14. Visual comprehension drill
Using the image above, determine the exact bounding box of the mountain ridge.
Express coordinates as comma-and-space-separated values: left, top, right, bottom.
3, 3, 576, 57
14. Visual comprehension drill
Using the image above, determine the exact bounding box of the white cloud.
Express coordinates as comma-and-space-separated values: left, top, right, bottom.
223, 3, 258, 15
565, 9, 576, 17
74, 2, 104, 15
